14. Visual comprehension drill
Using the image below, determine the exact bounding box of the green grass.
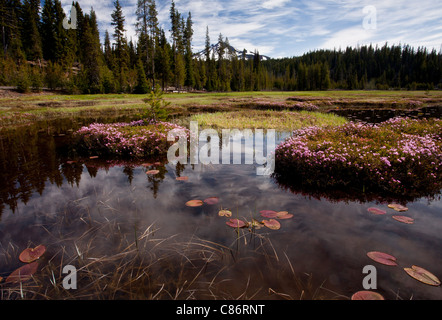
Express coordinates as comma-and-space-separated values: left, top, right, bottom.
1, 90, 441, 128
191, 110, 348, 131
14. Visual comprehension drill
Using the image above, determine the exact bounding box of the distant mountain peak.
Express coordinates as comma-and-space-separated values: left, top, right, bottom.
193, 41, 271, 61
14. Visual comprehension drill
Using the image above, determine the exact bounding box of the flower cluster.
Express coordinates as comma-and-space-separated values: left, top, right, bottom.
74, 119, 190, 158
274, 117, 442, 196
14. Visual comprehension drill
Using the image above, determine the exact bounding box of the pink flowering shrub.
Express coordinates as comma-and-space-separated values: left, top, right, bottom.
74, 119, 190, 158
274, 117, 442, 197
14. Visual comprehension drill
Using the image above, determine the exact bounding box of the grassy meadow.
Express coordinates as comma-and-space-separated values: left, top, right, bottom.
1, 89, 441, 129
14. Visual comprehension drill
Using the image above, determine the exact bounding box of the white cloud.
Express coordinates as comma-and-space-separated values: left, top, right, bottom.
262, 0, 290, 10
60, 0, 442, 58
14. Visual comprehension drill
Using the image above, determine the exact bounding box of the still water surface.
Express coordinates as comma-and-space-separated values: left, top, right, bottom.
0, 108, 441, 299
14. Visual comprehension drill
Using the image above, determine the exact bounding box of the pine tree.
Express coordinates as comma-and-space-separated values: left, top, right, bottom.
111, 0, 129, 92
184, 12, 194, 88
79, 10, 102, 93
155, 28, 172, 91
136, 0, 159, 87
134, 57, 149, 93
21, 0, 42, 61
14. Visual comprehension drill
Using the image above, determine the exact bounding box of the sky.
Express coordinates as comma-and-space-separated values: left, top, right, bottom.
61, 0, 442, 58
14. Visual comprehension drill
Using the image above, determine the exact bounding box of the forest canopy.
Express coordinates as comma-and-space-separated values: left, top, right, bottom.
0, 0, 441, 94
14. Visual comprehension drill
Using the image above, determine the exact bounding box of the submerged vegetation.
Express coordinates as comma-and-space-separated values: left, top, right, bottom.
274, 117, 442, 198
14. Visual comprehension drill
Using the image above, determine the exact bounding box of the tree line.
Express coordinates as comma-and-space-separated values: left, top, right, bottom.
0, 0, 441, 94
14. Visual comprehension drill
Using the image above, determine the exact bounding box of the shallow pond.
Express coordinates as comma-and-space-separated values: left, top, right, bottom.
0, 109, 441, 300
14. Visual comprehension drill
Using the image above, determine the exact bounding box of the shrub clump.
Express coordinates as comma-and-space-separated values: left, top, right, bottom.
74, 119, 190, 158
274, 117, 442, 197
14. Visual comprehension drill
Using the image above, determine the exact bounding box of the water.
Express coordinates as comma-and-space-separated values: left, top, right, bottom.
0, 109, 441, 300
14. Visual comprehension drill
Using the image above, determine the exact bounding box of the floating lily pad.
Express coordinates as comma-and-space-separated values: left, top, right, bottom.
367, 251, 398, 266
276, 211, 294, 219
226, 219, 247, 228
262, 219, 281, 230
185, 200, 204, 207
204, 197, 219, 205
19, 245, 46, 263
367, 207, 387, 215
260, 210, 278, 218
142, 163, 153, 167
5, 261, 39, 284
146, 170, 160, 175
388, 203, 408, 212
404, 265, 441, 286
218, 209, 232, 217
176, 176, 189, 181
392, 215, 414, 224
351, 290, 385, 300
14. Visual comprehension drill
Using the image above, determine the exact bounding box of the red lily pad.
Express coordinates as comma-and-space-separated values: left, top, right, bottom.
404, 265, 441, 286
351, 291, 385, 300
260, 210, 278, 218
142, 163, 153, 167
146, 170, 160, 175
176, 176, 189, 181
367, 251, 398, 266
367, 207, 387, 215
262, 219, 281, 230
203, 197, 219, 205
392, 215, 414, 224
276, 211, 294, 219
226, 219, 247, 228
5, 261, 39, 283
218, 209, 232, 217
19, 245, 46, 263
185, 200, 204, 207
388, 203, 408, 212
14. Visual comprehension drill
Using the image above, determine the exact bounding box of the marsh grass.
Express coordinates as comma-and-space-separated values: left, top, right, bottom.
0, 198, 339, 300
1, 90, 442, 128
191, 110, 348, 131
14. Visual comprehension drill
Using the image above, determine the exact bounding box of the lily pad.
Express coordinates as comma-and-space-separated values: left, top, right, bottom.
351, 291, 385, 300
5, 261, 39, 284
226, 219, 247, 228
204, 197, 219, 205
218, 209, 232, 217
176, 176, 189, 181
19, 245, 46, 263
146, 170, 160, 175
185, 200, 204, 207
404, 265, 440, 286
142, 163, 153, 167
262, 219, 281, 230
392, 215, 414, 224
260, 210, 278, 218
367, 207, 387, 215
276, 211, 294, 219
388, 203, 408, 212
367, 251, 398, 266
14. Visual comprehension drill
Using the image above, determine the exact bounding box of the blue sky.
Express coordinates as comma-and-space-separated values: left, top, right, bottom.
62, 0, 442, 58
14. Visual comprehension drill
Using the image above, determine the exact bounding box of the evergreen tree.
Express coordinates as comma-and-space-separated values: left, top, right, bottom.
21, 0, 42, 61
79, 10, 102, 93
111, 0, 129, 92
